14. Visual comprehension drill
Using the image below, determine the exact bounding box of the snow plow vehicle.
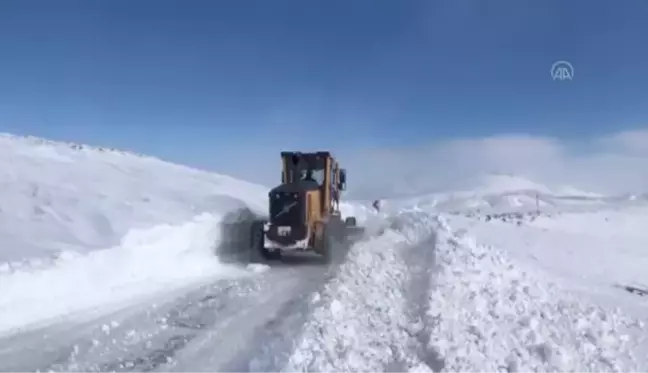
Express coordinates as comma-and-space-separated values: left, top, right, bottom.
250, 151, 362, 263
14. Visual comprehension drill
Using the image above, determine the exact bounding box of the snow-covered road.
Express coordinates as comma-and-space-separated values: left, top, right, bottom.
4, 204, 648, 372
0, 210, 439, 372
0, 264, 335, 372
3, 135, 648, 372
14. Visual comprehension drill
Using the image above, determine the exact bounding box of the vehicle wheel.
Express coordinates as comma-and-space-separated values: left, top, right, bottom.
329, 216, 343, 243
250, 221, 278, 263
320, 235, 331, 264
313, 223, 331, 264
249, 222, 264, 263
265, 248, 281, 260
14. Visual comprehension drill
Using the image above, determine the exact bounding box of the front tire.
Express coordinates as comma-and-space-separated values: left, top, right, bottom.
250, 221, 280, 263
311, 222, 330, 264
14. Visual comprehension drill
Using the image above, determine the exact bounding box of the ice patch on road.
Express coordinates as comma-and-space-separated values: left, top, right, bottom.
0, 212, 252, 336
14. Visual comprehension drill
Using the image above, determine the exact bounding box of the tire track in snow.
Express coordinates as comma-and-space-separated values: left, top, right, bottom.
155, 251, 351, 371
2, 210, 444, 372
217, 267, 340, 372
1, 244, 351, 372
399, 213, 446, 372
0, 280, 219, 372
29, 278, 256, 372
96, 281, 248, 372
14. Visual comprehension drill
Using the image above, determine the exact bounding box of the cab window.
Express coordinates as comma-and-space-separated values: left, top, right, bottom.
300, 169, 325, 186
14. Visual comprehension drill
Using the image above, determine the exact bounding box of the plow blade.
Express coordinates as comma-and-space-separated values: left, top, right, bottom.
343, 226, 366, 243
346, 226, 365, 236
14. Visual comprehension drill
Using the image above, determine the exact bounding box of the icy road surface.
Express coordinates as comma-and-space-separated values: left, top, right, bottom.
0, 211, 439, 372
0, 262, 336, 372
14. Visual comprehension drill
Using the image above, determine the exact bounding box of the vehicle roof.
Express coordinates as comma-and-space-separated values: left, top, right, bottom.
280, 151, 332, 158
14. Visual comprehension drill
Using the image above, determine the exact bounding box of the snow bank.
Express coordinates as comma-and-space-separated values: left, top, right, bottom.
426, 216, 648, 371
0, 212, 254, 335
339, 200, 390, 236
284, 209, 438, 372
0, 134, 271, 335
445, 207, 648, 314
0, 133, 268, 263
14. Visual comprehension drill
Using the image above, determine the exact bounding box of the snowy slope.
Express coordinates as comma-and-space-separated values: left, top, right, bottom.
351, 175, 648, 371
286, 206, 648, 371
382, 173, 640, 216
404, 176, 648, 370
0, 133, 268, 263
427, 216, 647, 371
446, 207, 648, 317
0, 133, 270, 334
2, 132, 648, 371
457, 172, 555, 195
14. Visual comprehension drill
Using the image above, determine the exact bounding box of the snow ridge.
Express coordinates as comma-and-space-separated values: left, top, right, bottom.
0, 213, 251, 335
283, 209, 439, 372
427, 216, 647, 372
0, 133, 149, 159
0, 132, 268, 264
0, 132, 274, 336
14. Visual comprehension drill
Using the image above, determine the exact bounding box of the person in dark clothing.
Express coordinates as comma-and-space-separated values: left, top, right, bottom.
303, 169, 315, 181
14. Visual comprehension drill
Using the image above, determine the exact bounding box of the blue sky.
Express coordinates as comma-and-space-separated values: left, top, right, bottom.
1, 0, 648, 191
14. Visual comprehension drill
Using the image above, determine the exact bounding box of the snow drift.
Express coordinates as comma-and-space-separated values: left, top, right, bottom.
415, 181, 648, 371
0, 133, 268, 263
4, 131, 648, 372
283, 209, 439, 372
332, 180, 648, 371
427, 216, 647, 371
0, 213, 255, 335
0, 134, 270, 335
281, 203, 648, 371
446, 205, 648, 321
